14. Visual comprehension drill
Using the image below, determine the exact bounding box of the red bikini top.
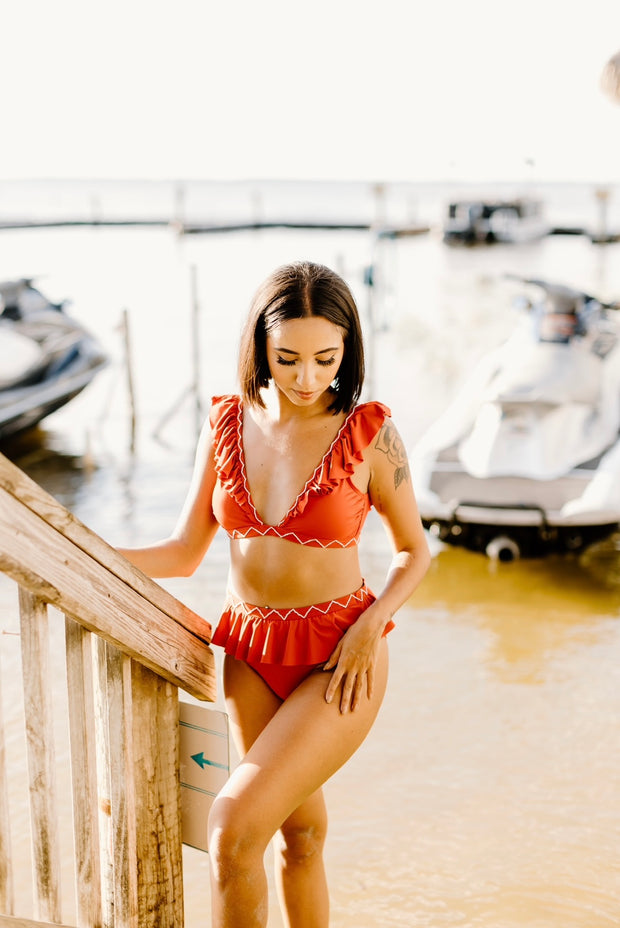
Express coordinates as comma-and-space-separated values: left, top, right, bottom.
209, 394, 391, 548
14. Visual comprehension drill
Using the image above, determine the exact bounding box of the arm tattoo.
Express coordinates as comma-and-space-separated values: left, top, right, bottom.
375, 420, 411, 490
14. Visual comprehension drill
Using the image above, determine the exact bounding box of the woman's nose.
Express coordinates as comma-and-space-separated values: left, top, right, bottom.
295, 363, 315, 388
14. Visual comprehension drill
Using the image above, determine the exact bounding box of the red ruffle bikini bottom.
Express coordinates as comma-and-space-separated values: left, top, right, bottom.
211, 582, 395, 699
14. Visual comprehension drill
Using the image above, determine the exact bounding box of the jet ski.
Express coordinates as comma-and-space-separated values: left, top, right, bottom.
410, 277, 620, 559
0, 278, 108, 440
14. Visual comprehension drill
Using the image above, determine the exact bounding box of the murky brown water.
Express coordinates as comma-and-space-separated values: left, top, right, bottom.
1, 188, 620, 925
184, 531, 620, 928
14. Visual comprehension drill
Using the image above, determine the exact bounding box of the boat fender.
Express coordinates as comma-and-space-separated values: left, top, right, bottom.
485, 535, 520, 562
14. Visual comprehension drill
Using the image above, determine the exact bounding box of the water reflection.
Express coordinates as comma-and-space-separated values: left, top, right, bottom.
415, 541, 620, 685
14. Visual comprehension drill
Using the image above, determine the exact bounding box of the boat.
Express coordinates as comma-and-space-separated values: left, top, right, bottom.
410, 277, 620, 559
443, 197, 548, 245
0, 278, 107, 440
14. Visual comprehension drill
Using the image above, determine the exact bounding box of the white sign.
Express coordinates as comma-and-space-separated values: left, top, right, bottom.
179, 700, 230, 852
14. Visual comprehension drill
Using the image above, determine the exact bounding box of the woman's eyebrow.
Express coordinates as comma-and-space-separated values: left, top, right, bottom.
275, 346, 340, 356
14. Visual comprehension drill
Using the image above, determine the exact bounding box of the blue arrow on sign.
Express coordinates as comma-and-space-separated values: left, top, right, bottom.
191, 751, 228, 771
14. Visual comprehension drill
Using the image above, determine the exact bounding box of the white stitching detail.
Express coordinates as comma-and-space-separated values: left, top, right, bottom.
229, 526, 359, 547
226, 586, 368, 621
237, 398, 357, 530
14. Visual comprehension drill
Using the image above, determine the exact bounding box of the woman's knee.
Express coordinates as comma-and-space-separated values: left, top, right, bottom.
277, 815, 327, 867
207, 793, 265, 876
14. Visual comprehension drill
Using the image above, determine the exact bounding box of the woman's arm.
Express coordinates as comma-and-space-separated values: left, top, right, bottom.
117, 421, 220, 578
363, 415, 431, 624
324, 416, 430, 711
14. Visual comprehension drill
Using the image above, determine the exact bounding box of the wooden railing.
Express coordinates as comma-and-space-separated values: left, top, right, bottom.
0, 451, 216, 928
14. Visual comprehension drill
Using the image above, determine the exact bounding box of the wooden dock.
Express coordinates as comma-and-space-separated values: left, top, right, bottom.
0, 216, 430, 237
0, 452, 216, 928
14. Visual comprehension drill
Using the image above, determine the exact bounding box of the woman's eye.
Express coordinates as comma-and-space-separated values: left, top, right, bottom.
275, 356, 336, 367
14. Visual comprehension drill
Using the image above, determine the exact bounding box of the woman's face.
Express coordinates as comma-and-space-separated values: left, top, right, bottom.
265, 315, 345, 407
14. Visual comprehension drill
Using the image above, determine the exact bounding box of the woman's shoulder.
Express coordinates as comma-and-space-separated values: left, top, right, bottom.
211, 393, 241, 408
346, 399, 392, 436
361, 404, 410, 491
351, 399, 391, 419
209, 393, 241, 426
327, 400, 392, 471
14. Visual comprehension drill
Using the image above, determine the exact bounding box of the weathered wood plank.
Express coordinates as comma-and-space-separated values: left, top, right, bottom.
92, 637, 115, 928
0, 493, 215, 701
94, 638, 142, 928
102, 642, 137, 928
89, 648, 184, 928
18, 590, 61, 926
0, 916, 77, 928
64, 619, 102, 928
0, 451, 212, 645
131, 663, 184, 928
0, 668, 14, 916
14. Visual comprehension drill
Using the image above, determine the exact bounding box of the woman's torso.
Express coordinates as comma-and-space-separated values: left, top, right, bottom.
228, 538, 364, 609
210, 394, 385, 608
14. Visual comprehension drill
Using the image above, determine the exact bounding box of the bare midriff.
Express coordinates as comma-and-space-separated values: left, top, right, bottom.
228, 536, 364, 609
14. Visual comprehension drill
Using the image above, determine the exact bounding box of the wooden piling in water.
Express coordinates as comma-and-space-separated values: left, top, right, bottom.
121, 308, 137, 453
190, 264, 203, 440
152, 264, 204, 443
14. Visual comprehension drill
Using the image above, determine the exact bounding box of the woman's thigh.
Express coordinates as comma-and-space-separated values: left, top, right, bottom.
223, 654, 283, 757
215, 641, 389, 842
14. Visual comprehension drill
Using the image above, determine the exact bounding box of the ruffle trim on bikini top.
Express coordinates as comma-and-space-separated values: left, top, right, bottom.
209, 394, 391, 530
212, 586, 382, 666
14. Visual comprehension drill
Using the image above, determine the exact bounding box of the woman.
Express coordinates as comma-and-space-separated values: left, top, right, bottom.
119, 261, 430, 927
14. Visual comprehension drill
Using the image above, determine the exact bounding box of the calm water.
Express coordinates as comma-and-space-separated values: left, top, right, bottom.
1, 180, 619, 926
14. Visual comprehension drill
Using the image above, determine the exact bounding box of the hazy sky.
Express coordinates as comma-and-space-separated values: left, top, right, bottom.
2, 0, 620, 182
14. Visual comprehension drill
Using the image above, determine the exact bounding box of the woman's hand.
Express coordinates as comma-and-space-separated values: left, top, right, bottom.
323, 605, 387, 714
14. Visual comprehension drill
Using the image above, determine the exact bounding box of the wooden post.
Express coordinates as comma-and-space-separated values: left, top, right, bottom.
91, 641, 184, 928
364, 234, 380, 400
174, 183, 186, 228
190, 264, 203, 441
93, 636, 115, 928
121, 308, 137, 454
92, 638, 136, 928
594, 187, 611, 241
104, 645, 137, 928
0, 667, 14, 916
18, 589, 62, 925
65, 619, 103, 928
130, 662, 183, 928
152, 265, 203, 443
372, 182, 386, 229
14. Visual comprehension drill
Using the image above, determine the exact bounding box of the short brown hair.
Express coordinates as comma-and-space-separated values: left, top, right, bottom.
238, 261, 364, 413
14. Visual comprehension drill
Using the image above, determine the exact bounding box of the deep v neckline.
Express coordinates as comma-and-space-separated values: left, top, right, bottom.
237, 400, 352, 528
